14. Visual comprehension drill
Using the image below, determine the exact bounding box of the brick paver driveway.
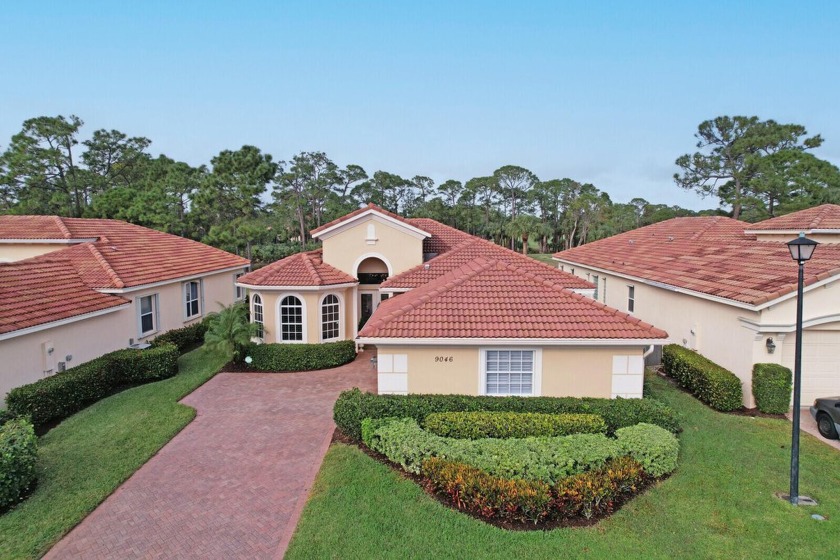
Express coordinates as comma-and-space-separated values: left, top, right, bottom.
45, 352, 377, 560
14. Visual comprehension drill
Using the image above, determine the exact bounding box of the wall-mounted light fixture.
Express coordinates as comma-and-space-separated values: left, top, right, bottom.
766, 337, 776, 354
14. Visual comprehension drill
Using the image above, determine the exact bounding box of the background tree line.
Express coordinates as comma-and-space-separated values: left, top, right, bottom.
2, 114, 838, 266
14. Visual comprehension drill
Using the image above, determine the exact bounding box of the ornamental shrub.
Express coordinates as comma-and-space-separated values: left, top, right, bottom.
552, 456, 648, 519
366, 417, 621, 484
424, 411, 607, 439
421, 457, 553, 524
334, 389, 680, 441
6, 344, 179, 430
0, 418, 38, 511
244, 340, 356, 372
662, 344, 743, 411
752, 363, 792, 414
615, 423, 679, 477
151, 320, 209, 353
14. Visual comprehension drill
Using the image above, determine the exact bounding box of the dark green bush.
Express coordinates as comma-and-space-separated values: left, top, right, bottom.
334, 389, 680, 441
424, 411, 606, 439
0, 418, 38, 511
615, 423, 680, 477
151, 320, 209, 353
662, 344, 743, 411
6, 344, 179, 429
0, 409, 19, 427
244, 340, 356, 372
752, 363, 792, 414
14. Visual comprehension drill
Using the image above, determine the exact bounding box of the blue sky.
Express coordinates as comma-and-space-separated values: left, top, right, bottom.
2, 1, 838, 210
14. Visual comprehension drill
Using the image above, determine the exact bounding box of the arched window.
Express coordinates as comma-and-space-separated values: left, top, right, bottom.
280, 295, 304, 341
321, 294, 340, 341
252, 294, 264, 339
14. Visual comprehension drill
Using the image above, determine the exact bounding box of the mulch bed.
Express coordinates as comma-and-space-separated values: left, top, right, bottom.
330, 428, 657, 531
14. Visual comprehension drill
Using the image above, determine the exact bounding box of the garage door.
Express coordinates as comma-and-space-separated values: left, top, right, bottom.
782, 330, 840, 404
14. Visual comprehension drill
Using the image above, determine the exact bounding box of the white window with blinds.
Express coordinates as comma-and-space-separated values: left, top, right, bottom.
479, 349, 542, 396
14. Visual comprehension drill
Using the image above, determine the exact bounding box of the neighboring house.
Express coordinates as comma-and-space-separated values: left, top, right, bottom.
554, 204, 840, 406
0, 216, 250, 399
238, 204, 668, 398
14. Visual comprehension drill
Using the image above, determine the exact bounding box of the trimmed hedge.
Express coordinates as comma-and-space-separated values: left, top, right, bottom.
752, 363, 792, 414
0, 418, 38, 511
363, 417, 679, 483
335, 389, 681, 441
424, 411, 607, 439
244, 340, 356, 372
662, 344, 743, 411
422, 456, 648, 524
421, 457, 552, 524
6, 344, 179, 429
151, 320, 209, 353
615, 423, 680, 477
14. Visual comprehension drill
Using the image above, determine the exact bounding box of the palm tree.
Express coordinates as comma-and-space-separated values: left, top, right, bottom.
203, 302, 260, 361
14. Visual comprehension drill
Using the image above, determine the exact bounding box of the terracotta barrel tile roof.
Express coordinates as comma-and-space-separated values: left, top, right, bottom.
360, 257, 666, 340
0, 259, 128, 335
746, 204, 840, 231
382, 236, 592, 291
238, 250, 356, 287
555, 215, 840, 306
0, 215, 77, 240
405, 218, 474, 255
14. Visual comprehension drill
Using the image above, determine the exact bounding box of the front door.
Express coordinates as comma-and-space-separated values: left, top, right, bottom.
359, 291, 389, 330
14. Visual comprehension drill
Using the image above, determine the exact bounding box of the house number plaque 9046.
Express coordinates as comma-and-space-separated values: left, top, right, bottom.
434, 356, 454, 363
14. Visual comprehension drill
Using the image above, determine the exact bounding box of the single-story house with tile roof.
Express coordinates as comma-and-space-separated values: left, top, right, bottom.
0, 216, 250, 399
553, 204, 840, 406
238, 203, 668, 398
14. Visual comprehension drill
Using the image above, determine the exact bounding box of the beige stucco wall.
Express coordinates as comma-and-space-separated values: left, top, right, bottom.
376, 344, 645, 398
320, 216, 424, 278
251, 286, 355, 344
0, 243, 67, 262
562, 264, 759, 405
1, 268, 246, 400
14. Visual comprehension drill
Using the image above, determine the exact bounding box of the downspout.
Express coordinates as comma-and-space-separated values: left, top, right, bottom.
643, 345, 655, 359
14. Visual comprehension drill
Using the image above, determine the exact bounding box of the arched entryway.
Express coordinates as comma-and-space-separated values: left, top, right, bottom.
355, 255, 391, 330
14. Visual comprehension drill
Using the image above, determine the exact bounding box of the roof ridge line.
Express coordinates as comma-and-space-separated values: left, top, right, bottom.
811, 204, 835, 229
53, 216, 73, 239
85, 243, 125, 288
300, 252, 323, 284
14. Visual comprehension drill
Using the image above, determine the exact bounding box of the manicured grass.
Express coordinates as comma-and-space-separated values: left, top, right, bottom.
0, 347, 227, 559
529, 253, 557, 265
287, 374, 840, 560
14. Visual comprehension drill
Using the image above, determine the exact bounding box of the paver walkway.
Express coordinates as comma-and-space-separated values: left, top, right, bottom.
45, 351, 377, 560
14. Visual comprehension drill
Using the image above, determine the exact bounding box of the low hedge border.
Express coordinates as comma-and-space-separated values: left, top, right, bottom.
752, 363, 792, 414
0, 418, 38, 512
662, 344, 743, 411
150, 320, 209, 353
335, 389, 681, 441
424, 411, 607, 439
243, 340, 356, 372
6, 343, 179, 430
363, 417, 679, 484
422, 455, 648, 525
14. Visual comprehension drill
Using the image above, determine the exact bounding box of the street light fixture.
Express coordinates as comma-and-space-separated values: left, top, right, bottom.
786, 232, 818, 506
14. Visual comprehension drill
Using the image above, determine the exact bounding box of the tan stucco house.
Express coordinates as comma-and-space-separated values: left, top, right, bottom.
554, 204, 840, 406
238, 204, 668, 398
0, 215, 250, 399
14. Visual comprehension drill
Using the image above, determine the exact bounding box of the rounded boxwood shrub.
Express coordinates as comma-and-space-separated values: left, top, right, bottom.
424, 411, 607, 439
334, 389, 681, 441
615, 423, 679, 478
752, 363, 792, 414
151, 320, 209, 353
244, 340, 356, 372
662, 344, 743, 411
0, 418, 38, 511
6, 343, 179, 430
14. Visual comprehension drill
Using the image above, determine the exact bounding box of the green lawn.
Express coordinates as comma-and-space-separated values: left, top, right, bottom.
529, 253, 557, 265
286, 374, 840, 560
0, 347, 227, 560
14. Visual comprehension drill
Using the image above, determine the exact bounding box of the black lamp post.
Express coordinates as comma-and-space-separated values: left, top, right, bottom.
786, 233, 818, 506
